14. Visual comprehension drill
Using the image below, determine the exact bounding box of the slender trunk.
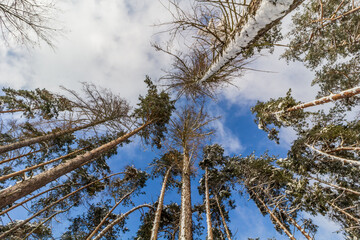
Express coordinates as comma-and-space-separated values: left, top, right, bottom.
0, 183, 76, 217
0, 147, 89, 182
330, 202, 360, 222
93, 204, 152, 240
205, 167, 214, 240
0, 121, 152, 209
0, 148, 43, 165
306, 144, 360, 166
0, 172, 124, 239
0, 118, 107, 154
22, 205, 73, 240
286, 213, 313, 240
179, 150, 193, 240
86, 188, 136, 240
275, 86, 360, 115
250, 189, 296, 240
151, 166, 173, 240
308, 175, 360, 196
0, 109, 27, 114
214, 194, 232, 240
198, 0, 303, 84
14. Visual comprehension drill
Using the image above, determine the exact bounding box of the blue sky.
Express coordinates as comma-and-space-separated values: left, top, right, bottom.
0, 0, 344, 239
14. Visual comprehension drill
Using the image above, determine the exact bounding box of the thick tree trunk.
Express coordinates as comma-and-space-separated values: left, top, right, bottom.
275, 86, 360, 115
214, 194, 232, 240
179, 150, 193, 240
205, 167, 214, 240
199, 0, 303, 84
93, 204, 152, 240
251, 189, 296, 240
0, 119, 108, 154
0, 121, 152, 209
0, 172, 123, 239
151, 166, 173, 240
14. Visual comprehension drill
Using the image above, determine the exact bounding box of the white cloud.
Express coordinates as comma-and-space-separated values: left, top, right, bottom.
0, 0, 174, 104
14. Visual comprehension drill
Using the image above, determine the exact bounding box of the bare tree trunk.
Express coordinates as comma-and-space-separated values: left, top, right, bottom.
306, 144, 360, 166
151, 166, 173, 240
0, 121, 152, 209
0, 119, 108, 154
286, 214, 313, 240
0, 109, 27, 114
274, 86, 360, 115
251, 189, 296, 240
214, 194, 232, 240
93, 204, 152, 240
205, 167, 214, 240
179, 150, 193, 240
308, 175, 360, 196
0, 148, 43, 165
0, 147, 89, 182
198, 0, 303, 84
0, 172, 124, 239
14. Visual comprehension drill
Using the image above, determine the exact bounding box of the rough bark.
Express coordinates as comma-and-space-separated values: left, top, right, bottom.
151, 166, 173, 240
0, 119, 108, 154
204, 167, 214, 240
275, 86, 360, 115
179, 150, 193, 240
251, 189, 296, 240
214, 194, 232, 240
0, 121, 152, 209
93, 204, 152, 240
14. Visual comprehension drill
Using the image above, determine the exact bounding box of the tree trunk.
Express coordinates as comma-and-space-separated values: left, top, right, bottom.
275, 86, 360, 115
0, 147, 88, 182
0, 109, 27, 114
308, 175, 360, 196
0, 121, 152, 209
214, 194, 232, 240
0, 119, 108, 154
0, 148, 43, 165
151, 166, 173, 240
286, 214, 313, 240
306, 144, 360, 166
87, 188, 136, 240
179, 150, 193, 240
251, 189, 296, 240
198, 0, 303, 84
205, 167, 214, 240
93, 204, 152, 240
0, 172, 124, 239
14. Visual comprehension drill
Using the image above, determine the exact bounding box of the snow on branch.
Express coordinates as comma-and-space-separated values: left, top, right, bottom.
199, 0, 303, 84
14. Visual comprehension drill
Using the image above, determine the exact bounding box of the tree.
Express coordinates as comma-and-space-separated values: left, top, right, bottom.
159, 0, 302, 98
0, 78, 174, 209
149, 150, 181, 240
167, 104, 215, 240
0, 0, 58, 46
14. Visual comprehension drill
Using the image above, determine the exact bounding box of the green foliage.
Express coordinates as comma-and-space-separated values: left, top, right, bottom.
61, 201, 127, 240
133, 76, 175, 148
251, 89, 307, 143
0, 88, 72, 119
0, 220, 52, 239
